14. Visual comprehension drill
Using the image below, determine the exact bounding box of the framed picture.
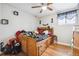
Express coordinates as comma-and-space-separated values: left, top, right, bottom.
13, 11, 19, 16
39, 20, 41, 24
51, 18, 53, 23
1, 19, 9, 25
42, 24, 48, 26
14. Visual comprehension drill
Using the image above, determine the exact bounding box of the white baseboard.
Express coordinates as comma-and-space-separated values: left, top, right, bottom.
57, 42, 79, 50
73, 46, 79, 50
57, 42, 70, 47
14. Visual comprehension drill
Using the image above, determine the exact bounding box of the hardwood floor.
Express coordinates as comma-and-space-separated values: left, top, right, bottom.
0, 44, 79, 56
41, 44, 79, 56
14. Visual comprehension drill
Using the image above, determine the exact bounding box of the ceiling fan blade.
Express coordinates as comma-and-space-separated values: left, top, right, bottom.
47, 3, 53, 6
47, 7, 53, 11
40, 9, 43, 13
32, 6, 41, 8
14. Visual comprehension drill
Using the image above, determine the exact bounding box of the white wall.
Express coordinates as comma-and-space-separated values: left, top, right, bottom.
39, 12, 78, 46
77, 6, 79, 24
39, 4, 79, 46
0, 3, 39, 44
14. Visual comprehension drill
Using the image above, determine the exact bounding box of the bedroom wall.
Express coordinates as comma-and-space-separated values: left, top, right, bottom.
39, 4, 79, 46
39, 11, 79, 46
77, 7, 79, 24
0, 3, 39, 44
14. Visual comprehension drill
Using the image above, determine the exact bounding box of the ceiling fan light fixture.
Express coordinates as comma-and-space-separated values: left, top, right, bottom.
42, 6, 47, 10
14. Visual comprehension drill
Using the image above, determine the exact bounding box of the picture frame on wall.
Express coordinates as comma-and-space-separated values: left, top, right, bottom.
51, 18, 53, 23
13, 11, 19, 16
42, 24, 48, 26
39, 20, 41, 24
1, 19, 9, 25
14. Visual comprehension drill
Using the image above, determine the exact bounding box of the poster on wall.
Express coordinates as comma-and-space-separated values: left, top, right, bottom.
51, 18, 53, 23
39, 20, 41, 24
1, 19, 9, 25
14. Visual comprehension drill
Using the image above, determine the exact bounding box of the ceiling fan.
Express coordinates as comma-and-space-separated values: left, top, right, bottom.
32, 3, 53, 13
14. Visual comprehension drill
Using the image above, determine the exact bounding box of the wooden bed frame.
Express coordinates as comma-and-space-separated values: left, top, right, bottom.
18, 33, 53, 56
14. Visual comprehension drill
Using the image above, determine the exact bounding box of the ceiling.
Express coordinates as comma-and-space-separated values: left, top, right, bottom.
9, 3, 78, 17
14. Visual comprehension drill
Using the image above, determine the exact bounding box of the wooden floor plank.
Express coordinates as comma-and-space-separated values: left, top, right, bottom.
41, 44, 79, 56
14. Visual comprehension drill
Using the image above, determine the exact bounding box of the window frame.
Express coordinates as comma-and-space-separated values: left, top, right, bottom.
57, 10, 78, 25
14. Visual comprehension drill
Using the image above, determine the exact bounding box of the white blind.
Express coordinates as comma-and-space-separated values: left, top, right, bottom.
57, 10, 77, 25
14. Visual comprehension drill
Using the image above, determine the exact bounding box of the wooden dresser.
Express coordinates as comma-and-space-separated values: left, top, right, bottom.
37, 37, 52, 55
73, 31, 79, 49
18, 33, 52, 56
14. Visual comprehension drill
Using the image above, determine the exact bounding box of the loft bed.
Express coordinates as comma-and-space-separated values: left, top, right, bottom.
17, 32, 53, 56
15, 26, 54, 56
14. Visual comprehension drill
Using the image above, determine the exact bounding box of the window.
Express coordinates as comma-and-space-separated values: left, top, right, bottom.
58, 13, 66, 25
57, 10, 77, 25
